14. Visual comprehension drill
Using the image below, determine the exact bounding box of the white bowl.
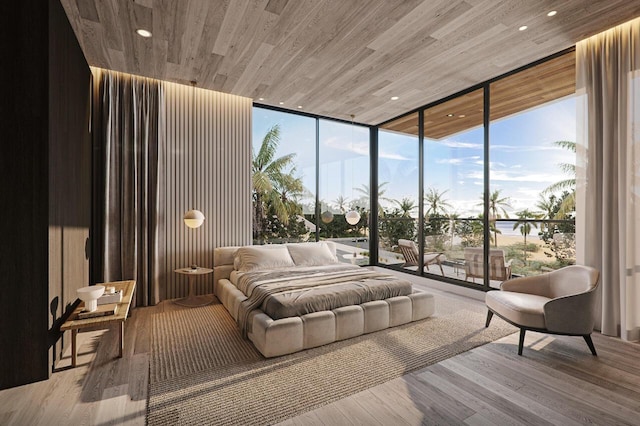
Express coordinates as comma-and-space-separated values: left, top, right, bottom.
77, 285, 105, 312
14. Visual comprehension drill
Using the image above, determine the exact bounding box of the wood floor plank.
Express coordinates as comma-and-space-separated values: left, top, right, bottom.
476, 342, 640, 425
414, 368, 534, 426
475, 347, 619, 423
121, 352, 150, 423
366, 378, 432, 425
332, 393, 384, 426
95, 384, 128, 425
402, 374, 476, 423
439, 356, 583, 426
277, 409, 326, 426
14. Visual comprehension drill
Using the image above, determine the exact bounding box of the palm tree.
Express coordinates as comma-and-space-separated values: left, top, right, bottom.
424, 187, 452, 216
448, 212, 460, 249
535, 194, 557, 233
354, 182, 391, 214
512, 209, 542, 264
332, 195, 349, 213
394, 198, 417, 217
478, 190, 512, 247
354, 182, 392, 204
543, 140, 576, 218
252, 124, 303, 238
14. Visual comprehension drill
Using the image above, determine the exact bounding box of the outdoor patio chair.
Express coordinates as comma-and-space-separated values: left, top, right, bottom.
463, 247, 512, 282
397, 239, 445, 276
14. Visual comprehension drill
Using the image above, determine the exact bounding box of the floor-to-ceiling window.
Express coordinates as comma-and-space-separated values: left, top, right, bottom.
318, 119, 370, 264
252, 107, 316, 244
377, 114, 419, 267
489, 53, 577, 282
423, 89, 486, 282
252, 107, 371, 265
378, 50, 576, 288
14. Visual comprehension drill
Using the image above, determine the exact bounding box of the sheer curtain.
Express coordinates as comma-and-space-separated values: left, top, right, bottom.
94, 69, 164, 307
576, 18, 640, 341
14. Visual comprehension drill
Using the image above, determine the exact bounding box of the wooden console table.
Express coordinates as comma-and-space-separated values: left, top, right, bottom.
60, 280, 136, 367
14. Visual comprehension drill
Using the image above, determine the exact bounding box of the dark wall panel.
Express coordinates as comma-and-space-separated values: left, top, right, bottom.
48, 0, 91, 368
0, 0, 90, 390
0, 0, 50, 390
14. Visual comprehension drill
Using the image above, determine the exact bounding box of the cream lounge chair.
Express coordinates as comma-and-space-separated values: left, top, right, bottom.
398, 239, 445, 276
485, 265, 600, 355
464, 247, 512, 283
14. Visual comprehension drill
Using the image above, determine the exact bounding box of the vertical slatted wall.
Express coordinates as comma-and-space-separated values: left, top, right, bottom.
162, 82, 252, 299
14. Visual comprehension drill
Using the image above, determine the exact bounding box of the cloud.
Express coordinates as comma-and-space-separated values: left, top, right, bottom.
490, 170, 565, 183
436, 158, 464, 165
324, 137, 410, 160
379, 150, 411, 160
323, 137, 368, 156
465, 171, 483, 180
436, 155, 482, 165
465, 170, 565, 183
490, 144, 568, 153
438, 140, 483, 149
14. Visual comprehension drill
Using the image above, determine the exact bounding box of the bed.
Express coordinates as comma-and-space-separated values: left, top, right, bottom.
213, 241, 435, 357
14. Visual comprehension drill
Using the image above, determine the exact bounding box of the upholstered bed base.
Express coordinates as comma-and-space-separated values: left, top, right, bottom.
213, 244, 436, 358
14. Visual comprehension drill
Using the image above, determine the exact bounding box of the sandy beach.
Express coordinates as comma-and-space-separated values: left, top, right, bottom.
491, 234, 550, 262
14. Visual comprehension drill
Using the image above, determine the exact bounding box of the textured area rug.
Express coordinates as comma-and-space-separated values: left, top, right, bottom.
147, 293, 516, 425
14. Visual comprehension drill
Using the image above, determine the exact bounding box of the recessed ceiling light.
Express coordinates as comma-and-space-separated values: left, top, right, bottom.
390, 96, 399, 100
446, 113, 455, 117
258, 97, 264, 101
297, 105, 303, 109
547, 10, 557, 17
279, 102, 284, 105
519, 25, 528, 31
136, 29, 152, 38
458, 114, 466, 118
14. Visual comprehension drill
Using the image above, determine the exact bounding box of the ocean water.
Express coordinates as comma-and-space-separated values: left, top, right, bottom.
494, 220, 540, 239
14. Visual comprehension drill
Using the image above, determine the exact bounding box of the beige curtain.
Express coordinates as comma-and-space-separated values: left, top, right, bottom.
576, 18, 640, 341
94, 69, 164, 307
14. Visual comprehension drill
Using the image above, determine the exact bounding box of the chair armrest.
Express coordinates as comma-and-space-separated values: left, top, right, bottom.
424, 252, 443, 263
544, 290, 597, 334
501, 274, 550, 297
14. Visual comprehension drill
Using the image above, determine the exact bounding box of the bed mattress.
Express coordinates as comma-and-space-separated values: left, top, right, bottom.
233, 264, 413, 336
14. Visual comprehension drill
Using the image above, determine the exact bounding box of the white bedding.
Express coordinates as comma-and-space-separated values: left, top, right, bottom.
233, 264, 414, 337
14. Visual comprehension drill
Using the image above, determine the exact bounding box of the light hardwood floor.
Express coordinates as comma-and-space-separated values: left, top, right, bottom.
2, 281, 639, 426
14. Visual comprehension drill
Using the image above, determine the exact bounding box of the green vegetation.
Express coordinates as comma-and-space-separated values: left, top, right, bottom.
252, 124, 306, 243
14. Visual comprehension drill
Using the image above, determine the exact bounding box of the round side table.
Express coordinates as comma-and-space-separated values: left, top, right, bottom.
174, 267, 214, 307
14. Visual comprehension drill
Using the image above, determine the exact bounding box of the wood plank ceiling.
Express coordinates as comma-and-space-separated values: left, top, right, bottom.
60, 0, 640, 125
382, 51, 576, 138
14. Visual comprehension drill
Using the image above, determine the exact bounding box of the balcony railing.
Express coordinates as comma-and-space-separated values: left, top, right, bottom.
378, 216, 575, 286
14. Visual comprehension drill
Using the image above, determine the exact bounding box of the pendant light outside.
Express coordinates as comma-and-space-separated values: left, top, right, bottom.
321, 210, 334, 223
344, 114, 361, 227
345, 210, 360, 225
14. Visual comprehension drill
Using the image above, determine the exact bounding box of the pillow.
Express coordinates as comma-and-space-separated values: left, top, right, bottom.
286, 242, 339, 267
234, 245, 296, 272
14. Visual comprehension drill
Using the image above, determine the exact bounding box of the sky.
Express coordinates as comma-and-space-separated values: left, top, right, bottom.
252, 95, 577, 219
